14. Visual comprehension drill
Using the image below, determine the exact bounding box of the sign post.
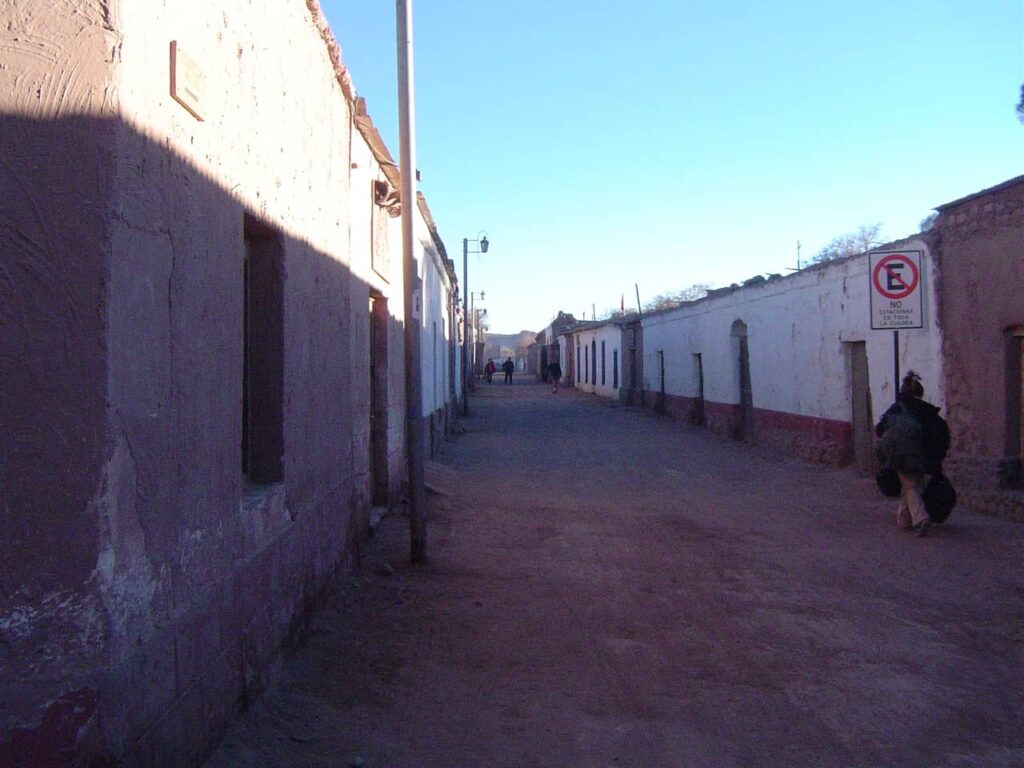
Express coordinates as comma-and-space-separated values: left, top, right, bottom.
869, 250, 924, 393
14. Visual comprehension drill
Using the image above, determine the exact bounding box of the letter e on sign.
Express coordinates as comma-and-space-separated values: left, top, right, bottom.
869, 250, 924, 330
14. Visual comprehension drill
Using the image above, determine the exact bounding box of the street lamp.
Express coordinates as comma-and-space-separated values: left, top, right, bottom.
462, 233, 489, 416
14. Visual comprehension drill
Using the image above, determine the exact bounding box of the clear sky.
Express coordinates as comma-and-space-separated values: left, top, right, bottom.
320, 1, 1022, 334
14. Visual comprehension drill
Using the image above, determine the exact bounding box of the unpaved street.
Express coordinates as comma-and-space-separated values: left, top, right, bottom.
205, 377, 1023, 768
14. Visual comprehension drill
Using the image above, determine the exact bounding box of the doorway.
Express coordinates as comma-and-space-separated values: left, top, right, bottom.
692, 353, 706, 426
369, 294, 389, 506
847, 341, 873, 473
655, 350, 666, 414
1004, 325, 1024, 488
731, 321, 753, 440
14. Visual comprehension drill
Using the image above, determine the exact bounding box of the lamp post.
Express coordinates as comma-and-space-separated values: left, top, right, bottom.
462, 234, 488, 416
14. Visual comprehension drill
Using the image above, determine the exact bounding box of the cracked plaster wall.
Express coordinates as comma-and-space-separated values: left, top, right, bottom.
1, 0, 416, 763
0, 0, 120, 749
638, 242, 944, 462
642, 241, 943, 420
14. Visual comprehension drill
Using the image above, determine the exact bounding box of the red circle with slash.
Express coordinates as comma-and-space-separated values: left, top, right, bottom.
872, 254, 919, 300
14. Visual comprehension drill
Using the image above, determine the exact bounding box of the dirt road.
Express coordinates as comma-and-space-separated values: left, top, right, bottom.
205, 377, 1023, 767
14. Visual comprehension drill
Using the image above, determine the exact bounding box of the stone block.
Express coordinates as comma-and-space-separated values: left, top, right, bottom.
103, 626, 177, 756
200, 644, 244, 749
174, 597, 222, 695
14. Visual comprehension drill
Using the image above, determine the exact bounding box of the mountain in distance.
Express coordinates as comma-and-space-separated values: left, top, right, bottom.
482, 330, 536, 362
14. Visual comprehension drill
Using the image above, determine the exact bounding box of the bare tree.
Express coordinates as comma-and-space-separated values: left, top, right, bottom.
812, 223, 883, 264
644, 283, 711, 313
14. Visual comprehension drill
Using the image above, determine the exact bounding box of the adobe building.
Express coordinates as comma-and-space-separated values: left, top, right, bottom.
597, 174, 1020, 519
0, 1, 458, 765
535, 311, 576, 380
928, 176, 1024, 519
570, 320, 628, 399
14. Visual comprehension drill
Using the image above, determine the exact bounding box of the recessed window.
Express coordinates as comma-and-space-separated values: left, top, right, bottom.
242, 215, 284, 484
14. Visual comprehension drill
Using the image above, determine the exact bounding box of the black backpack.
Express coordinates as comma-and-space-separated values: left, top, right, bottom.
876, 403, 924, 472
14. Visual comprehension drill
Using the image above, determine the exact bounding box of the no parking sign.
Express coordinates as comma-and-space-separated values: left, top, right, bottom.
870, 250, 923, 330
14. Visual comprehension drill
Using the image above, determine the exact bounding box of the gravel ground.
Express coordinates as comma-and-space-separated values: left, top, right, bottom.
204, 376, 1023, 768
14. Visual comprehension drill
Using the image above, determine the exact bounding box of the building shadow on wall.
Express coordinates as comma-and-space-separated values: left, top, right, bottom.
0, 112, 411, 767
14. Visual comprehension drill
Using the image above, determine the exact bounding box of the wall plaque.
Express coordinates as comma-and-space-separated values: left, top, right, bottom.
170, 41, 205, 121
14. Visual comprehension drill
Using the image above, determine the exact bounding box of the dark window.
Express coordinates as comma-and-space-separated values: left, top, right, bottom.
576, 341, 581, 382
601, 341, 606, 386
591, 340, 597, 385
584, 344, 588, 383
613, 349, 619, 389
243, 215, 284, 484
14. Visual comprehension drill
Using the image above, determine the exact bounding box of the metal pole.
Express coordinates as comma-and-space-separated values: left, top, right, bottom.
397, 0, 425, 562
462, 238, 469, 416
471, 295, 481, 379
893, 329, 900, 396
636, 284, 645, 406
449, 286, 457, 404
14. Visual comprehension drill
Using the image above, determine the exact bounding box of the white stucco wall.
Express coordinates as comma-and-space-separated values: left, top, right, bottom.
419, 228, 453, 418
116, 1, 351, 257
573, 324, 624, 398
641, 241, 944, 423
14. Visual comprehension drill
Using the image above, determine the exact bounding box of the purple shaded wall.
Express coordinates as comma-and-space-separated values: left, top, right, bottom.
0, 112, 386, 766
931, 177, 1024, 519
0, 115, 114, 764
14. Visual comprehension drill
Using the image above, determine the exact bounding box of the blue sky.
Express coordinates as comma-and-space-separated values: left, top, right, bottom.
321, 1, 1023, 334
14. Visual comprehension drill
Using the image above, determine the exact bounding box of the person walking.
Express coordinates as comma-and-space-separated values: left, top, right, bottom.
484, 358, 496, 384
548, 359, 562, 393
875, 370, 950, 538
502, 357, 515, 384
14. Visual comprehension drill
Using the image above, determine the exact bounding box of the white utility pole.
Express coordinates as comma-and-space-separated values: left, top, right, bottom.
397, 0, 426, 562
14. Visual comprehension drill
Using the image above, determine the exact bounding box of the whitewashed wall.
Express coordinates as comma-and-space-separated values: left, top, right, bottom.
641, 240, 943, 424
418, 227, 454, 418
573, 323, 624, 398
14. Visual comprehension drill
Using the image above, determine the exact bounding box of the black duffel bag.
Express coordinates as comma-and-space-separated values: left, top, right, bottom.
923, 472, 957, 523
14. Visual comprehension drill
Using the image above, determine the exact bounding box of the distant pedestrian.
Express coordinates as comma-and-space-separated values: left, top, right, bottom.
484, 358, 496, 384
548, 360, 562, 393
875, 370, 951, 538
502, 357, 515, 384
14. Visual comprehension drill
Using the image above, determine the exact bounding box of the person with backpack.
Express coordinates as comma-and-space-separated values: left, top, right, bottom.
875, 371, 951, 537
548, 358, 563, 393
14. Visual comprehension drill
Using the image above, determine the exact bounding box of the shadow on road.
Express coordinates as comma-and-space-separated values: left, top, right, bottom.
205, 380, 1024, 768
